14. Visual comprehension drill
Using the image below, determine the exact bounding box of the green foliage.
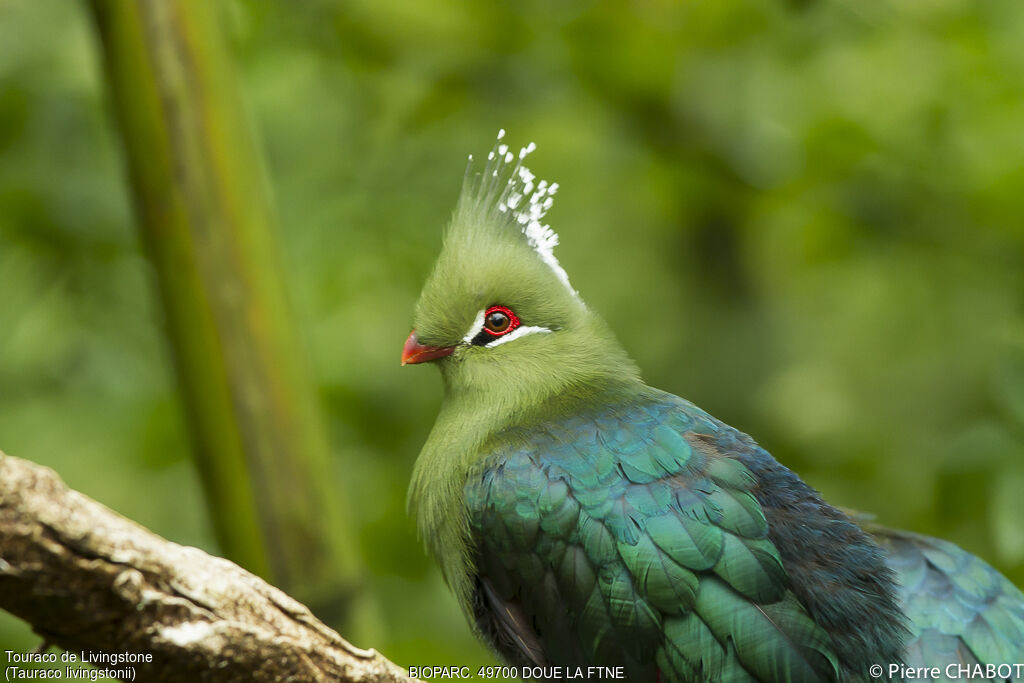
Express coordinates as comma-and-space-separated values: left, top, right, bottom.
1, 0, 1022, 672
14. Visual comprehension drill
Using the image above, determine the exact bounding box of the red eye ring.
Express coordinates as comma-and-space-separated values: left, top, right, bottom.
482, 305, 520, 336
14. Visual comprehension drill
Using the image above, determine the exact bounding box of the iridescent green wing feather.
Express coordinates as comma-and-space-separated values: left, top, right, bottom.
872, 528, 1024, 678
465, 395, 840, 682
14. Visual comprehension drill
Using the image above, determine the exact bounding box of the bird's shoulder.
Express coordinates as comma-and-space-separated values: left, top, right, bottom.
464, 390, 839, 682
466, 391, 767, 562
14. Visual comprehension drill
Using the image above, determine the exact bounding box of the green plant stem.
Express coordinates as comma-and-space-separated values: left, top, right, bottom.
86, 0, 360, 625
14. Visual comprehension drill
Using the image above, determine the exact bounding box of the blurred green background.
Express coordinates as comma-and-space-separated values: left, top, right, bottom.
1, 0, 1023, 672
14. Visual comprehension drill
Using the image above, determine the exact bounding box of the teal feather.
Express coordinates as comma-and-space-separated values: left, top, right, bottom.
464, 395, 845, 681
650, 424, 692, 471
710, 534, 786, 604
693, 578, 838, 682
873, 529, 1024, 674
645, 512, 723, 570
703, 487, 766, 537
578, 515, 618, 568
558, 544, 596, 607
620, 533, 698, 614
660, 612, 758, 682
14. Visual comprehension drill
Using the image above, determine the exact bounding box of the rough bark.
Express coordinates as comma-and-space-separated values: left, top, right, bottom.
0, 453, 413, 683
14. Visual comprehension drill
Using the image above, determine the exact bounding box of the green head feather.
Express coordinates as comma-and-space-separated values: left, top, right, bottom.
408, 132, 641, 608
412, 131, 638, 401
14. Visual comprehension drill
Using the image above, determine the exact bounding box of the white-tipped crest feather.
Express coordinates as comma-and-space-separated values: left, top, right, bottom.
462, 131, 578, 298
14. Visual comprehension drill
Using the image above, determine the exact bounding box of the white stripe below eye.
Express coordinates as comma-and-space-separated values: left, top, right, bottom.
486, 325, 551, 347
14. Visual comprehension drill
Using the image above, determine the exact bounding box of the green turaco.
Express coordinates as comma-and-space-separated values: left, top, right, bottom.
403, 132, 1024, 682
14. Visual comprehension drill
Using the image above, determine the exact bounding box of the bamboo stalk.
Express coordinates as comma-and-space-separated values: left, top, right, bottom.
86, 0, 359, 624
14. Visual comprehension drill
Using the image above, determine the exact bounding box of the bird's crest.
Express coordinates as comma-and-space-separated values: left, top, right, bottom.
458, 130, 577, 298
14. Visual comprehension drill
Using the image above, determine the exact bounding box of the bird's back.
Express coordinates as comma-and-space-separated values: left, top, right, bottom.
870, 527, 1024, 681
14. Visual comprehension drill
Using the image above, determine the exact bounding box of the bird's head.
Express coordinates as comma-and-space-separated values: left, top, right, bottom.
404, 132, 638, 405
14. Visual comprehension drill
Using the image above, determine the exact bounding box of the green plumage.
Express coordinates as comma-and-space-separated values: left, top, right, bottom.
406, 135, 1024, 681
462, 394, 839, 682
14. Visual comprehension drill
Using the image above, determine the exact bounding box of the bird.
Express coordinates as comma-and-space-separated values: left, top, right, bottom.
403, 131, 1024, 682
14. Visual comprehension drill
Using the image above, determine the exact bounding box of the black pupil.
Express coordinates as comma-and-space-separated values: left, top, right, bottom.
486, 311, 510, 333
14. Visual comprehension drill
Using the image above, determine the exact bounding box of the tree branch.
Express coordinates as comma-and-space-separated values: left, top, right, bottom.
0, 453, 413, 683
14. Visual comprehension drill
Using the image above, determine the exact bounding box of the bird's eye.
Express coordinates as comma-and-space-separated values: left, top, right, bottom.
482, 305, 519, 337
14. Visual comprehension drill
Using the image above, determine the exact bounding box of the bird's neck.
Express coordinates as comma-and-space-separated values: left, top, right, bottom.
409, 348, 643, 612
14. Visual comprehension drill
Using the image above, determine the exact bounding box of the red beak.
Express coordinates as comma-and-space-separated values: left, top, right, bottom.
402, 331, 455, 365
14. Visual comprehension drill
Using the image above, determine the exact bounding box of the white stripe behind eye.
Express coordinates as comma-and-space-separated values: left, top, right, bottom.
487, 325, 551, 347
460, 309, 552, 347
